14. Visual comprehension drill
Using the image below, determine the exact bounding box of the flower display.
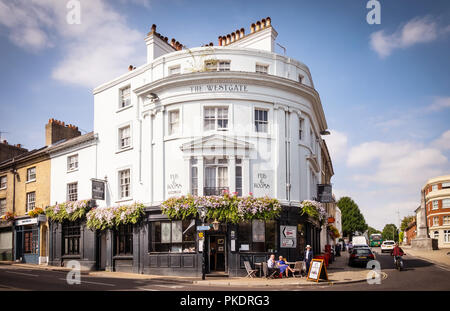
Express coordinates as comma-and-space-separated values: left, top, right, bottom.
0, 211, 15, 222
86, 202, 145, 230
28, 207, 45, 218
45, 200, 91, 222
299, 200, 327, 224
161, 192, 281, 223
327, 224, 340, 238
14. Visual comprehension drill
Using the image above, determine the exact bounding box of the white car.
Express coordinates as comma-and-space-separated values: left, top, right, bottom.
381, 240, 395, 253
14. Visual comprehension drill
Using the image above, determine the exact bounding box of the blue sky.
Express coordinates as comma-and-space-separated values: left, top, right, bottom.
0, 0, 449, 230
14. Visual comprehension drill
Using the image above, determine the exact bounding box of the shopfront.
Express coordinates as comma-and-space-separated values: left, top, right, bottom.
14, 217, 44, 264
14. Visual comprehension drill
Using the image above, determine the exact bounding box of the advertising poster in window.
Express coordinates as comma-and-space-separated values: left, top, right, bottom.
252, 170, 273, 197
252, 220, 265, 242
161, 222, 171, 243
171, 221, 182, 243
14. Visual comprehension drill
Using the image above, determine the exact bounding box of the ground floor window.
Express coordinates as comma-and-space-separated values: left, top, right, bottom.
62, 220, 81, 255
444, 230, 450, 243
433, 231, 439, 239
23, 227, 38, 254
149, 220, 196, 253
115, 224, 133, 255
237, 220, 277, 252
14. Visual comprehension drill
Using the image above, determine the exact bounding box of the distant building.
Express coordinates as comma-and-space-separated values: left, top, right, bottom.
0, 140, 28, 163
423, 175, 450, 249
404, 218, 416, 245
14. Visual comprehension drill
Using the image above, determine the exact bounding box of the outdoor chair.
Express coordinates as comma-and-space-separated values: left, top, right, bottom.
262, 261, 279, 279
292, 261, 305, 278
244, 261, 258, 278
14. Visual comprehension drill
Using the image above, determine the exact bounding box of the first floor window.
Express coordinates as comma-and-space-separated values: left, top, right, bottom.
433, 216, 439, 227
254, 109, 268, 133
0, 176, 6, 189
235, 158, 242, 197
169, 110, 180, 135
119, 169, 131, 199
238, 220, 277, 252
204, 158, 228, 195
62, 220, 81, 255
115, 224, 133, 255
444, 230, 450, 243
67, 182, 78, 202
149, 220, 196, 253
0, 198, 6, 215
191, 158, 198, 196
443, 215, 450, 225
432, 184, 438, 191
299, 118, 304, 140
119, 125, 131, 149
204, 107, 228, 131
26, 192, 35, 212
442, 199, 450, 208
27, 167, 36, 182
432, 200, 439, 210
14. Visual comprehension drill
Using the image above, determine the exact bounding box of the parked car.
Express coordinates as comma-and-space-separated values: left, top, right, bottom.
381, 240, 395, 253
348, 248, 375, 267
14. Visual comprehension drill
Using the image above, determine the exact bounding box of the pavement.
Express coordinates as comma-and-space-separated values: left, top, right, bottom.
401, 245, 450, 269
0, 251, 376, 287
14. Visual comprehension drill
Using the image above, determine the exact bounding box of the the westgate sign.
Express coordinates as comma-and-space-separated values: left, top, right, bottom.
190, 84, 248, 93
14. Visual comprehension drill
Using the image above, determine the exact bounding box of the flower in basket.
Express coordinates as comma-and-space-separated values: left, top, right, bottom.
45, 199, 92, 222
28, 207, 45, 218
1, 211, 15, 222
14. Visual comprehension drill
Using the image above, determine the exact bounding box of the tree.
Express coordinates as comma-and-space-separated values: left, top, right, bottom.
337, 196, 368, 239
400, 215, 415, 232
382, 224, 399, 242
368, 226, 382, 236
399, 231, 404, 244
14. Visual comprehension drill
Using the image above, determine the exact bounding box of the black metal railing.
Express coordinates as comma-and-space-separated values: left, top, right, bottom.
203, 187, 229, 196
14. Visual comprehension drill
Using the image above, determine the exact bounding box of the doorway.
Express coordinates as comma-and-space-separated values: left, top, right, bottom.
95, 231, 106, 270
208, 235, 226, 272
15, 225, 39, 264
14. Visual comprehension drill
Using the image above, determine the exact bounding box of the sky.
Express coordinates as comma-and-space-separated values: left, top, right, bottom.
0, 0, 449, 230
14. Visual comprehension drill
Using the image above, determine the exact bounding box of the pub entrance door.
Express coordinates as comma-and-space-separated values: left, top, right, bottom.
208, 235, 226, 273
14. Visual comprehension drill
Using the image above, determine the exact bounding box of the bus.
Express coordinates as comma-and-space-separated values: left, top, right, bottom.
369, 234, 383, 247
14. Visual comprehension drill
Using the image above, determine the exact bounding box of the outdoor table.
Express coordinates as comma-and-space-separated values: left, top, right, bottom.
254, 262, 263, 277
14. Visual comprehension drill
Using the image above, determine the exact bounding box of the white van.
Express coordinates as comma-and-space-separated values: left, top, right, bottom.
352, 236, 368, 246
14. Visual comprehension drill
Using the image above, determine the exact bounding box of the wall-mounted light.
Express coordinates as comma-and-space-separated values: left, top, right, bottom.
212, 219, 220, 231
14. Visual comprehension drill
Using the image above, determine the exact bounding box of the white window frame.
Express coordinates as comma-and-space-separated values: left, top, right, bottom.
190, 158, 198, 196
67, 182, 78, 202
67, 154, 79, 172
442, 199, 450, 208
254, 108, 269, 133
168, 65, 181, 76
432, 184, 438, 191
203, 106, 229, 131
444, 230, 450, 243
0, 175, 6, 189
218, 60, 230, 71
204, 158, 229, 193
434, 231, 439, 239
118, 124, 132, 151
442, 182, 450, 189
119, 85, 131, 109
26, 191, 36, 212
0, 198, 6, 215
27, 167, 36, 182
433, 216, 439, 227
255, 63, 269, 74
443, 216, 450, 225
432, 200, 439, 210
168, 109, 180, 135
118, 168, 131, 201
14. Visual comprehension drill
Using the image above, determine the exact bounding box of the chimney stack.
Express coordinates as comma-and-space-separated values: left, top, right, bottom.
45, 118, 81, 146
0, 140, 28, 163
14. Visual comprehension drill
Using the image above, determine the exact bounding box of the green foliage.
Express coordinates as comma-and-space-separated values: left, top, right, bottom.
382, 224, 399, 242
400, 215, 415, 231
399, 231, 404, 243
337, 196, 368, 238
368, 226, 382, 236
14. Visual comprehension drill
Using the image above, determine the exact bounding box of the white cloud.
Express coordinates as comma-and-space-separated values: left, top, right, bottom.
323, 130, 348, 162
432, 130, 450, 150
426, 96, 450, 112
370, 16, 447, 58
0, 0, 147, 88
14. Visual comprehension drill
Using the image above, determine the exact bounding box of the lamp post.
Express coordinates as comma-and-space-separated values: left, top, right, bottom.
198, 206, 207, 280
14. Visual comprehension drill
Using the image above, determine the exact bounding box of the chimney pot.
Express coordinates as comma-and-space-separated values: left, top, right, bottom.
17, 144, 21, 148
256, 21, 261, 31
266, 17, 271, 27
151, 24, 156, 33
231, 32, 236, 42
2, 140, 7, 144
250, 23, 255, 33
240, 28, 245, 37
128, 65, 134, 71
218, 36, 222, 46
226, 34, 231, 45
261, 19, 266, 28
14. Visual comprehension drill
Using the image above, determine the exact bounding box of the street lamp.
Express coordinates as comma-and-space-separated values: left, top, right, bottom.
198, 206, 207, 280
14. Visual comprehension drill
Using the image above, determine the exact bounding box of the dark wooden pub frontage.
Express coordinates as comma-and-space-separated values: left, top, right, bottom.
48, 204, 321, 277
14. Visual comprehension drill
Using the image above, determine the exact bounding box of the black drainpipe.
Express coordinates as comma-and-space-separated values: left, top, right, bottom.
11, 162, 17, 261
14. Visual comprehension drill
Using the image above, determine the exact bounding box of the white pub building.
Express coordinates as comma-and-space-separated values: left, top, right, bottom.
48, 18, 335, 276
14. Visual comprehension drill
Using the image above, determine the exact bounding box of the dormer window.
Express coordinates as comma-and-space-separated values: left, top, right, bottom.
218, 61, 230, 71
256, 64, 268, 74
204, 60, 230, 72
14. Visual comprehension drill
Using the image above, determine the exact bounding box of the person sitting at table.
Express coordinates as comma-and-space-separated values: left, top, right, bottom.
276, 255, 295, 277
267, 254, 279, 277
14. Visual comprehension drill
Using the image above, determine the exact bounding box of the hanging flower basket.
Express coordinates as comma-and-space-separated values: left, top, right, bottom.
327, 224, 340, 238
0, 211, 15, 222
161, 191, 281, 223
45, 199, 93, 222
28, 207, 45, 218
86, 202, 145, 230
299, 200, 327, 225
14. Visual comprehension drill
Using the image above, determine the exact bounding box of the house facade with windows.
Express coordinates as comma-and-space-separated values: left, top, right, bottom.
46, 18, 333, 276
423, 175, 450, 248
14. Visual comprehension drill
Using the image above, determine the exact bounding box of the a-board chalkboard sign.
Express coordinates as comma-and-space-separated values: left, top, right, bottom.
306, 258, 328, 282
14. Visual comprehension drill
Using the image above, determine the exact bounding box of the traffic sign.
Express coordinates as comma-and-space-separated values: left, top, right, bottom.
197, 225, 210, 231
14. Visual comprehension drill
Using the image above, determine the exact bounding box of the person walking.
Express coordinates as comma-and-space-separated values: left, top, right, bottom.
304, 245, 314, 275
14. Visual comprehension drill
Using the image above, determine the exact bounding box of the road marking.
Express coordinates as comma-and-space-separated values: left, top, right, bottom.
5, 271, 39, 277
154, 284, 184, 289
58, 278, 115, 287
137, 287, 160, 291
